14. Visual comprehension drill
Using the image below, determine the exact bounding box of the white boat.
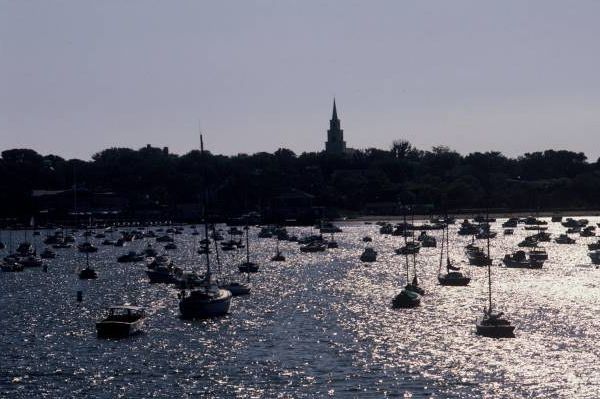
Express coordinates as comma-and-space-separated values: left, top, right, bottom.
96, 306, 145, 338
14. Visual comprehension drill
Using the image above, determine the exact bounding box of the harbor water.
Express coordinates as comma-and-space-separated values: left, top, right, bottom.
1, 218, 600, 398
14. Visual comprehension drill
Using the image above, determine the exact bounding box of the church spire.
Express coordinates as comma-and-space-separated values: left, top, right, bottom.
332, 98, 338, 120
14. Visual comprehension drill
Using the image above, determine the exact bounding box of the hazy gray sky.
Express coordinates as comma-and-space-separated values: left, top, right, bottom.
2, 1, 599, 160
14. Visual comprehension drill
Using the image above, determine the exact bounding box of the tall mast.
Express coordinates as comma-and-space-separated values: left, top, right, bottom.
445, 218, 450, 266
245, 225, 250, 264
438, 223, 445, 274
200, 134, 211, 277
486, 208, 492, 311
403, 207, 409, 282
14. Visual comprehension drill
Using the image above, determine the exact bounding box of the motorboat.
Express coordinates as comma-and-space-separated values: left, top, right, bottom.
395, 242, 420, 255
1, 260, 24, 272
438, 269, 471, 286
40, 248, 56, 259
143, 244, 158, 257
502, 218, 518, 228
588, 240, 600, 251
156, 235, 174, 243
300, 241, 326, 253
96, 306, 145, 338
173, 270, 204, 289
20, 255, 43, 268
580, 227, 596, 237
219, 281, 251, 296
319, 222, 342, 234
531, 232, 551, 242
117, 251, 145, 263
417, 232, 437, 247
164, 242, 177, 250
146, 265, 177, 283
79, 267, 98, 279
467, 248, 492, 266
78, 242, 98, 253
529, 248, 548, 261
238, 261, 259, 273
555, 234, 575, 244
16, 242, 35, 256
503, 250, 544, 269
360, 247, 377, 262
52, 240, 72, 249
257, 227, 274, 238
518, 237, 538, 248
379, 224, 393, 235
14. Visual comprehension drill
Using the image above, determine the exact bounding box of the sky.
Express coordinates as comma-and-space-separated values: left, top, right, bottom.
1, 1, 599, 161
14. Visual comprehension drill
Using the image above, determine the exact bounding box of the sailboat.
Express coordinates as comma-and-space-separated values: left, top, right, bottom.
438, 222, 470, 286
179, 134, 232, 319
79, 250, 98, 279
392, 207, 422, 308
476, 253, 515, 338
217, 223, 251, 296
404, 208, 424, 294
238, 225, 259, 273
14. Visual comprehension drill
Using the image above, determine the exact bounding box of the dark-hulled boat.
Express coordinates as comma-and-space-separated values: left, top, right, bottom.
96, 306, 145, 338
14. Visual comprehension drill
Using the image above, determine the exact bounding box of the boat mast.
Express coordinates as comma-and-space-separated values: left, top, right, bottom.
200, 134, 211, 278
438, 219, 445, 275
403, 206, 409, 282
486, 208, 492, 312
445, 218, 451, 272
411, 205, 417, 279
245, 225, 250, 264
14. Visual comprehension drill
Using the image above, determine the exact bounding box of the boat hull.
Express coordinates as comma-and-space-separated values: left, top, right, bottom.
238, 262, 259, 273
96, 320, 143, 338
438, 275, 471, 286
392, 290, 421, 308
146, 270, 176, 284
476, 324, 515, 338
179, 289, 232, 319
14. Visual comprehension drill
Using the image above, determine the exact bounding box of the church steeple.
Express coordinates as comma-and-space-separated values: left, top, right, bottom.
325, 98, 346, 154
332, 98, 338, 120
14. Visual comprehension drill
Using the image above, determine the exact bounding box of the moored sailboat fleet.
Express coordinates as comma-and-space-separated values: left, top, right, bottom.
3, 191, 600, 340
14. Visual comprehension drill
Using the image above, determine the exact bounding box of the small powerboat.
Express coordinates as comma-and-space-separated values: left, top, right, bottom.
96, 306, 145, 338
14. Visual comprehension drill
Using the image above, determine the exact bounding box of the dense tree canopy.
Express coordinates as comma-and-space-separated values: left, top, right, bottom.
0, 142, 598, 220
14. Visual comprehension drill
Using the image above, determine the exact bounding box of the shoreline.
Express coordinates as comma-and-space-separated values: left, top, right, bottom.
346, 209, 600, 223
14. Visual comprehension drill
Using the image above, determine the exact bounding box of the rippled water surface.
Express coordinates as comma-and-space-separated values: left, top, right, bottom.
2, 218, 600, 398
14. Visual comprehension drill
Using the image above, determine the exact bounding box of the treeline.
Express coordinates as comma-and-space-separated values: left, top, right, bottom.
1, 141, 600, 219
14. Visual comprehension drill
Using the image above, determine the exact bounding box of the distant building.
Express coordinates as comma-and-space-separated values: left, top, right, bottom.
325, 99, 347, 154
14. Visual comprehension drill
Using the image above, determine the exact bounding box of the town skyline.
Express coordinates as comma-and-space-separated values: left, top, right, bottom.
2, 1, 600, 160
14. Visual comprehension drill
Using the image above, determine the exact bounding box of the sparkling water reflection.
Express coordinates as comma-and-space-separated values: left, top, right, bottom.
1, 218, 600, 397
